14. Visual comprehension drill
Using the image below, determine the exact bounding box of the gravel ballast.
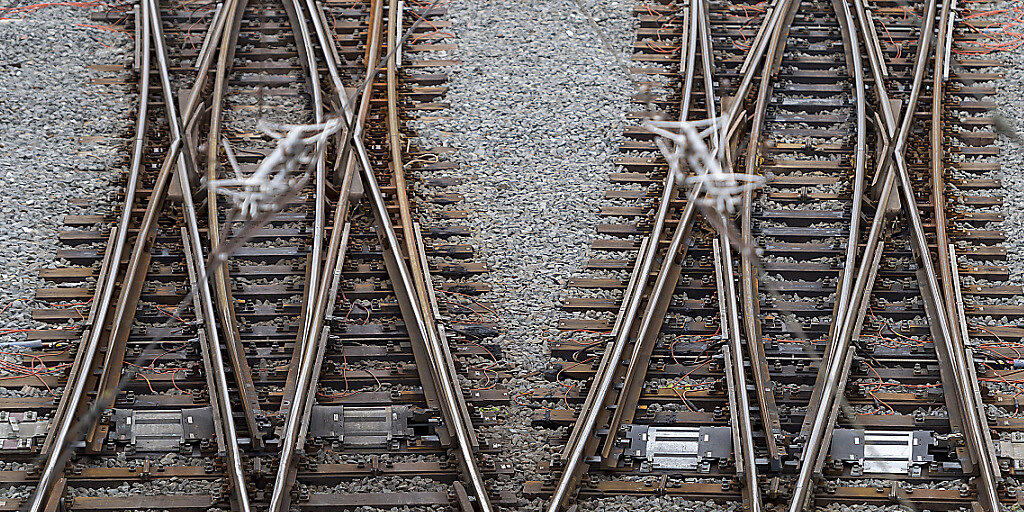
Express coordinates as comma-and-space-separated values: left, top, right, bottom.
994, 3, 1024, 285
0, 3, 132, 335
411, 0, 635, 506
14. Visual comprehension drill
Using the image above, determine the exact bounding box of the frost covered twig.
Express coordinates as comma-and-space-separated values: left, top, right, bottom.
207, 117, 344, 218
644, 116, 763, 219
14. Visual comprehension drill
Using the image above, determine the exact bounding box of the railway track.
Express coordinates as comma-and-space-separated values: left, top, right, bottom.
4, 0, 1023, 510
528, 0, 1023, 510
3, 0, 508, 510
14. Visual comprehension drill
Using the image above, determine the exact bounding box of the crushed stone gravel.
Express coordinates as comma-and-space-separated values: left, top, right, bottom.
994, 0, 1024, 287
411, 0, 636, 506
0, 2, 132, 336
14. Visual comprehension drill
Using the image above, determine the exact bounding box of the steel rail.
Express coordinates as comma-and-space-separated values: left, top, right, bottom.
328, 1, 384, 190
195, 1, 224, 71
145, 2, 253, 506
265, 0, 366, 510
787, 0, 999, 508
715, 229, 761, 511
32, 1, 331, 507
385, 0, 460, 416
716, 1, 797, 471
181, 225, 228, 456
857, 0, 999, 506
331, 3, 444, 428
91, 0, 215, 434
286, 0, 327, 355
788, 0, 868, 504
365, 149, 496, 512
548, 166, 677, 512
83, 3, 160, 446
29, 0, 244, 506
804, 0, 869, 441
275, 0, 328, 424
549, 2, 786, 507
384, 0, 480, 451
949, 242, 1001, 482
678, 0, 699, 118
918, 0, 1001, 503
722, 0, 786, 159
932, 0, 1002, 486
786, 0, 935, 505
43, 3, 143, 453
26, 1, 153, 505
265, 7, 381, 510
932, 0, 956, 330
85, 0, 238, 447
309, 0, 363, 206
928, 0, 969, 436
85, 0, 244, 457
804, 0, 868, 423
735, 0, 799, 472
600, 0, 702, 462
929, 0, 1000, 486
544, 3, 770, 491
345, 12, 494, 504
84, 0, 251, 451
174, 150, 255, 510
266, 3, 491, 510
201, 0, 267, 445
696, 0, 717, 152
711, 0, 802, 495
597, 11, 757, 509
738, 0, 776, 76
388, 0, 414, 268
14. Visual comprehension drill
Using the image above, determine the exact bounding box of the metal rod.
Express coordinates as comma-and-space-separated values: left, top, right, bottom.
716, 234, 762, 511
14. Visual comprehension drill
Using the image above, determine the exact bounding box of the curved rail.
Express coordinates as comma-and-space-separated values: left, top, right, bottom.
148, 0, 252, 506
27, 0, 253, 508
787, 0, 1001, 508
203, 0, 266, 445
786, 0, 940, 506
785, 0, 868, 506
26, 0, 153, 505
931, 0, 1002, 498
265, 0, 385, 509
547, 0, 778, 507
266, 2, 494, 510
801, 0, 868, 440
